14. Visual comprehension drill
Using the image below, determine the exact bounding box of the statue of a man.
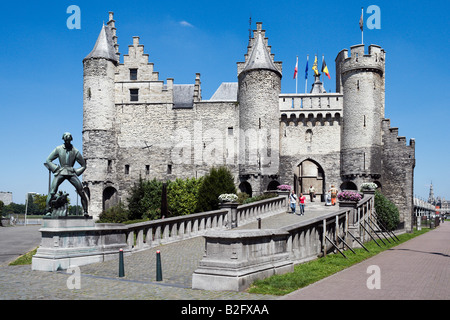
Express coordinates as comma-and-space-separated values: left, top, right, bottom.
45, 132, 89, 216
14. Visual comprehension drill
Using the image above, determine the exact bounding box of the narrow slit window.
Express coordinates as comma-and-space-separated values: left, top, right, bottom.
125, 165, 130, 175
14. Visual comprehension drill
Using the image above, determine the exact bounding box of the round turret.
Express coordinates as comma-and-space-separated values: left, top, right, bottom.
237, 23, 281, 183
338, 44, 385, 181
82, 23, 119, 219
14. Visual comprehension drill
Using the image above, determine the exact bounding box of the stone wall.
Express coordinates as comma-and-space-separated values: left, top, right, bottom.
381, 119, 415, 231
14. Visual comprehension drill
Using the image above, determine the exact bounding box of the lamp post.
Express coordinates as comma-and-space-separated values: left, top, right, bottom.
25, 192, 38, 226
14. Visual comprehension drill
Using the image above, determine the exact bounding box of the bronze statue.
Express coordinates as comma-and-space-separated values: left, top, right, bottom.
45, 132, 89, 217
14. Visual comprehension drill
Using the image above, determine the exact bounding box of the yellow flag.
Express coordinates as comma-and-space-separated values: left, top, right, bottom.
312, 56, 319, 76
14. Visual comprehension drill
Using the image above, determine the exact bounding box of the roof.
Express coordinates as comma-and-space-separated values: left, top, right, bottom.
173, 85, 194, 109
241, 31, 280, 76
209, 82, 238, 101
84, 25, 118, 63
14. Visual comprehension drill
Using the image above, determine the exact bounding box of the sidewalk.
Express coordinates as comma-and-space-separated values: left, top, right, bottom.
282, 221, 450, 300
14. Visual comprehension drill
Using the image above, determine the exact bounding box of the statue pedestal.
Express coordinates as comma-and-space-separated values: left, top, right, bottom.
32, 217, 129, 272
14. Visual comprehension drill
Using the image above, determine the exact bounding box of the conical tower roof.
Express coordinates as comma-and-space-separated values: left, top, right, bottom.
241, 23, 281, 76
84, 24, 118, 63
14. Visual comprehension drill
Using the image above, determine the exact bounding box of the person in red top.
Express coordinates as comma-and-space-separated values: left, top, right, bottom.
298, 193, 306, 216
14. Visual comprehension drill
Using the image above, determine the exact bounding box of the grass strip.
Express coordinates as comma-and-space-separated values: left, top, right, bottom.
8, 247, 38, 266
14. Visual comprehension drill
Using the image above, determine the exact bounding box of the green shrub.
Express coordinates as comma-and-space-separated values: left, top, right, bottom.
167, 177, 203, 216
242, 193, 278, 205
237, 192, 250, 204
374, 190, 400, 231
98, 202, 128, 223
196, 166, 237, 212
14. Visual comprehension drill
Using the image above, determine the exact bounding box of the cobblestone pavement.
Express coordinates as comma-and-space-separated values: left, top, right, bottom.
0, 201, 332, 300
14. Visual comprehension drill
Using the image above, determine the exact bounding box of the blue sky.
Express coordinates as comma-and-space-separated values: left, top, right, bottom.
1, 0, 449, 204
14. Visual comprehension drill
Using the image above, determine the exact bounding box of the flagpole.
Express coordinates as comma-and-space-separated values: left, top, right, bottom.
296, 55, 298, 94
322, 55, 324, 82
361, 7, 364, 45
305, 55, 309, 94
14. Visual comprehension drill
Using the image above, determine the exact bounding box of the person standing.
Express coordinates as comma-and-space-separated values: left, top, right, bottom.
308, 185, 315, 202
329, 185, 338, 206
298, 193, 306, 216
289, 189, 297, 214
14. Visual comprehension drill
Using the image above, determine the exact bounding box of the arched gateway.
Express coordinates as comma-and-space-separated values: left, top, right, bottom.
294, 159, 325, 201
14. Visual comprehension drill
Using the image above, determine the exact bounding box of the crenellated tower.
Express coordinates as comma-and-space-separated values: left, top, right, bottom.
336, 44, 385, 185
237, 22, 282, 194
82, 13, 119, 219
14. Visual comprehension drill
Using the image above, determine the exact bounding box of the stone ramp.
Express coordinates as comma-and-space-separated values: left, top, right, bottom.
78, 201, 335, 289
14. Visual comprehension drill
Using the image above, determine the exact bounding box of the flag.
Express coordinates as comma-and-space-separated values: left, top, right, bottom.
312, 55, 319, 76
305, 56, 309, 79
359, 8, 364, 31
293, 56, 298, 79
321, 58, 331, 79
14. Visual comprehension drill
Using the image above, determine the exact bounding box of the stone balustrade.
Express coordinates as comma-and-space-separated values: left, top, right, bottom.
125, 194, 288, 251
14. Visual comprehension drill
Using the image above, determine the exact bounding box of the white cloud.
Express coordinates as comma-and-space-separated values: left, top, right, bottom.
179, 20, 194, 28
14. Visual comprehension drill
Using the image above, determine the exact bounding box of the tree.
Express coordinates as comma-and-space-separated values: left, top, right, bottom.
196, 166, 237, 212
33, 194, 48, 215
127, 177, 166, 220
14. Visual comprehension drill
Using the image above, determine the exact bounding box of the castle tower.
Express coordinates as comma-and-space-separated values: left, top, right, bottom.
82, 14, 119, 219
428, 181, 435, 204
237, 22, 282, 194
336, 44, 385, 185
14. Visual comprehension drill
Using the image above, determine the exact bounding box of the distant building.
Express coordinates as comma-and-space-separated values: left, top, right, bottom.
0, 192, 13, 205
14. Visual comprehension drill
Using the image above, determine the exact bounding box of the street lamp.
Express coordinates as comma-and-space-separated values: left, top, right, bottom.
25, 192, 38, 226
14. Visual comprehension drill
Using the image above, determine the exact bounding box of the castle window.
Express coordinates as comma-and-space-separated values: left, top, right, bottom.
145, 165, 150, 175
305, 129, 313, 143
167, 164, 172, 174
107, 160, 112, 173
130, 68, 138, 80
228, 127, 233, 135
130, 89, 139, 101
125, 165, 130, 175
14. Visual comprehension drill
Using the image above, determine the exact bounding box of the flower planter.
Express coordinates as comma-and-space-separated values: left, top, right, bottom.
338, 200, 359, 208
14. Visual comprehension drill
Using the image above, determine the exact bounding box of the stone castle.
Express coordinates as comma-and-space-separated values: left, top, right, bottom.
82, 12, 415, 230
